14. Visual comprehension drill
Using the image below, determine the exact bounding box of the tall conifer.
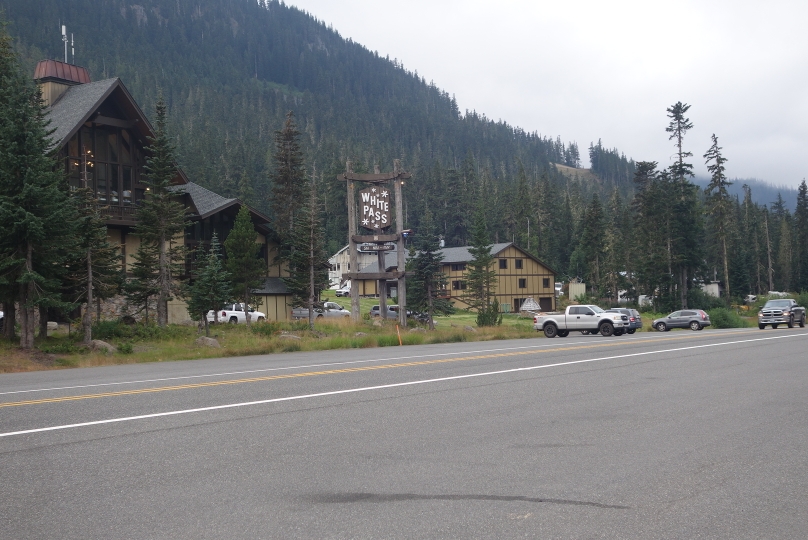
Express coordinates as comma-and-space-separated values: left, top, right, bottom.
224, 205, 265, 327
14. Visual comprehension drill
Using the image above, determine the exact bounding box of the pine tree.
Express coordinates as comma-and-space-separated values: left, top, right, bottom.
282, 169, 329, 329
462, 203, 500, 326
69, 183, 123, 344
0, 20, 76, 347
224, 205, 265, 327
795, 180, 808, 290
269, 111, 305, 259
135, 95, 189, 327
186, 234, 231, 337
123, 241, 160, 321
406, 208, 453, 329
704, 134, 732, 302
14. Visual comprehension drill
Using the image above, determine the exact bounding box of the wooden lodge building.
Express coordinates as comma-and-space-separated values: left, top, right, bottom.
36, 59, 292, 322
356, 242, 557, 313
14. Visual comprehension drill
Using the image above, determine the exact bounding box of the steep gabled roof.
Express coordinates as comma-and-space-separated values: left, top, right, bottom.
46, 78, 121, 147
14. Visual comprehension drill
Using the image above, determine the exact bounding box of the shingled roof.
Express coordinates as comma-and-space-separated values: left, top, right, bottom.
46, 78, 120, 147
168, 182, 238, 219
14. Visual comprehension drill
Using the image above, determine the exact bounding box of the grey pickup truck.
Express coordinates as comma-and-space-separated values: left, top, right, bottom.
533, 305, 629, 338
757, 299, 806, 329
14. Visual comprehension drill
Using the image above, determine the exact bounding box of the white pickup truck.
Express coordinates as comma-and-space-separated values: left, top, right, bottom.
533, 305, 628, 338
291, 301, 351, 319
207, 303, 266, 324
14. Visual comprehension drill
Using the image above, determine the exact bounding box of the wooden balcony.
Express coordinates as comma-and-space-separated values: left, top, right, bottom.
101, 204, 138, 225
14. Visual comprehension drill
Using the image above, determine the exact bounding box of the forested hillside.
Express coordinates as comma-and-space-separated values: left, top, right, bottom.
2, 0, 805, 305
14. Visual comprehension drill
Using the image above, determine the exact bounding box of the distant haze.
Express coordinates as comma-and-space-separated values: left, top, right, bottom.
288, 0, 808, 188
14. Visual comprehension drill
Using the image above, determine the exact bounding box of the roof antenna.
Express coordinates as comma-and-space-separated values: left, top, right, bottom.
71, 33, 75, 65
61, 25, 68, 63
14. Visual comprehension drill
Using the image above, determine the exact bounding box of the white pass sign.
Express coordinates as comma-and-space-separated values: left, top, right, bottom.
359, 186, 391, 230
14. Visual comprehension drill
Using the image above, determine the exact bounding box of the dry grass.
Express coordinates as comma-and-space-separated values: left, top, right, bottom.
0, 313, 539, 373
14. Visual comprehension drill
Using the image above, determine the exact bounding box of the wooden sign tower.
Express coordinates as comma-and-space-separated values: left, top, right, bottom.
338, 160, 411, 326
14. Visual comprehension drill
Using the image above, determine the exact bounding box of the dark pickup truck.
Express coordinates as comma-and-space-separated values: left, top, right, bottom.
757, 299, 806, 329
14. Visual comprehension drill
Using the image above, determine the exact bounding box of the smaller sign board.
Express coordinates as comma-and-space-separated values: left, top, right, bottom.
359, 244, 395, 252
359, 186, 391, 230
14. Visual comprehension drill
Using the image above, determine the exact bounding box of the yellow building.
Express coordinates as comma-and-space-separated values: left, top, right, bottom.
36, 59, 291, 323
356, 242, 556, 313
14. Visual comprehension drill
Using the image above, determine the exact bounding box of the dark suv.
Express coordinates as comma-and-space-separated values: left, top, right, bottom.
605, 308, 642, 334
652, 310, 711, 331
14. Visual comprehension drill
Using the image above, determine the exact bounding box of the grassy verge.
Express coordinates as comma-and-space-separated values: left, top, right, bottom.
1, 311, 538, 373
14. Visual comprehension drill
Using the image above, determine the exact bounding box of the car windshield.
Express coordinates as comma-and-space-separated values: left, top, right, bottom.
589, 305, 604, 313
764, 300, 791, 308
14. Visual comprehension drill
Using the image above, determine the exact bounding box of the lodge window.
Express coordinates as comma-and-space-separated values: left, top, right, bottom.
452, 280, 467, 290
451, 263, 466, 271
543, 278, 550, 288
499, 259, 507, 269
518, 278, 527, 288
515, 259, 523, 269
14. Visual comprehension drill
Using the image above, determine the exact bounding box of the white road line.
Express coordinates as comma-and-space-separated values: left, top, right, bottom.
1, 332, 802, 439
0, 328, 751, 396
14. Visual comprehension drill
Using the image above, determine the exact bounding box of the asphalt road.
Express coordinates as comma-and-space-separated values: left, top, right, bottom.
2, 327, 808, 539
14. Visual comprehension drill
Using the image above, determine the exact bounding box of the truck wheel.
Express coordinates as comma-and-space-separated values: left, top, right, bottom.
613, 329, 624, 336
787, 316, 794, 328
656, 322, 667, 332
543, 324, 558, 338
557, 330, 569, 337
689, 321, 701, 331
800, 315, 805, 328
229, 317, 238, 324
580, 330, 591, 335
599, 322, 614, 337
627, 329, 636, 334
257, 316, 265, 323
772, 324, 779, 329
758, 324, 766, 330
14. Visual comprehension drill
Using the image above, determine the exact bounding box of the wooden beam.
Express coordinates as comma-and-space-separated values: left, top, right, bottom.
342, 272, 404, 281
335, 172, 412, 182
352, 234, 399, 243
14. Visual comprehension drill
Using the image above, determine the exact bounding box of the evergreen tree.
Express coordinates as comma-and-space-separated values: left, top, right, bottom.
704, 134, 732, 302
269, 111, 305, 258
462, 204, 500, 326
186, 233, 231, 337
795, 180, 808, 290
69, 183, 123, 344
135, 95, 189, 327
282, 169, 329, 329
224, 205, 266, 327
665, 102, 702, 308
406, 208, 453, 329
0, 20, 75, 347
123, 241, 160, 321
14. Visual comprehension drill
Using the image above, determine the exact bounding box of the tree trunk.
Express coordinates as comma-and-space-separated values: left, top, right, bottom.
722, 237, 730, 304
245, 288, 252, 327
204, 314, 210, 337
20, 242, 35, 349
84, 248, 93, 344
39, 305, 48, 340
3, 302, 15, 340
157, 235, 168, 327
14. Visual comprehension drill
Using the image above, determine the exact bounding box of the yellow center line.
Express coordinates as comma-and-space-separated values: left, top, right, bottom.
0, 332, 741, 408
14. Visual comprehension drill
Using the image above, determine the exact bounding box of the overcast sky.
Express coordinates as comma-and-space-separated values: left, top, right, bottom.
286, 0, 808, 188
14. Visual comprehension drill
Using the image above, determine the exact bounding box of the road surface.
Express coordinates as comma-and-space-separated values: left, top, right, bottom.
2, 327, 807, 538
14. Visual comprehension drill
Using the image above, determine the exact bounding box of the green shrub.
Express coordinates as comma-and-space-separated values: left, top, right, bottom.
118, 342, 134, 354
92, 319, 185, 341
707, 308, 748, 329
280, 341, 301, 353
39, 342, 83, 355
251, 321, 282, 337
376, 335, 400, 347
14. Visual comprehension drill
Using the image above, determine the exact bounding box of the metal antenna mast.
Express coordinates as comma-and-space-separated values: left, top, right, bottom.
61, 25, 68, 63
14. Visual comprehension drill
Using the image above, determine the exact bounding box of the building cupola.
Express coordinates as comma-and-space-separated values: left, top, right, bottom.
34, 59, 91, 107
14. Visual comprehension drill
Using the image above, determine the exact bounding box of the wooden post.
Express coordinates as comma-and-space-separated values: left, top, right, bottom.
378, 241, 387, 319
347, 161, 360, 322
394, 160, 407, 327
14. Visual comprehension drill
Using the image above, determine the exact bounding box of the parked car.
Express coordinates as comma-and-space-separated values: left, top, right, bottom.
292, 302, 351, 319
369, 304, 399, 319
652, 310, 711, 331
604, 308, 642, 334
533, 305, 628, 337
207, 303, 266, 324
757, 298, 806, 329
334, 283, 351, 297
